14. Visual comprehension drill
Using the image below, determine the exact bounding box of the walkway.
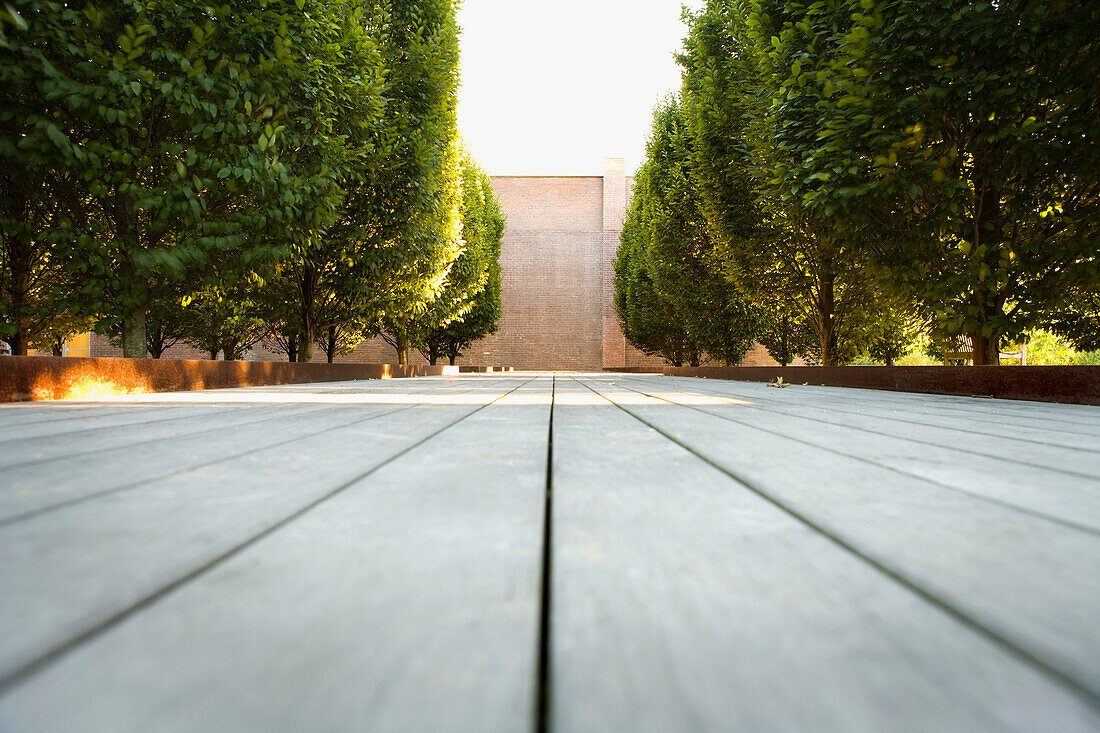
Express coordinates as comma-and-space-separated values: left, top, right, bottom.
0, 373, 1098, 731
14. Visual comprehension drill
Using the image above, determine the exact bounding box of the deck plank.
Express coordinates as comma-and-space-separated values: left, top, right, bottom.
0, 378, 526, 684
616, 375, 1100, 532
0, 376, 549, 733
651, 375, 1100, 451
0, 373, 1097, 731
583, 377, 1100, 701
0, 378, 512, 523
549, 378, 1099, 731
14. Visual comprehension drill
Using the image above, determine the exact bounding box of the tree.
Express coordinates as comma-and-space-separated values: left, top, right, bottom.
747, 0, 1100, 364
315, 322, 370, 364
183, 282, 268, 360
1, 6, 87, 354
1, 0, 356, 357
251, 0, 387, 363
372, 0, 463, 365
631, 98, 759, 365
417, 156, 504, 365
1045, 286, 1100, 354
107, 276, 190, 358
754, 301, 815, 366
680, 0, 884, 366
614, 205, 701, 367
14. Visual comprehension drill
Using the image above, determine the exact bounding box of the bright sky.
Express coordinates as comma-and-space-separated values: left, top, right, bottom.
457, 1, 704, 177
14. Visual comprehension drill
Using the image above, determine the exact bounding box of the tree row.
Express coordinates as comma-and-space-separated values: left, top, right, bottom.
0, 0, 503, 364
616, 0, 1099, 366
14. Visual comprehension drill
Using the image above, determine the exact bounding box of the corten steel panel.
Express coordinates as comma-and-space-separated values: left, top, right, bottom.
0, 356, 449, 402
605, 364, 1100, 406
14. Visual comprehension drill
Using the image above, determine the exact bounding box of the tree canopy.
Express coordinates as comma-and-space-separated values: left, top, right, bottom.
1, 0, 504, 364
617, 0, 1098, 367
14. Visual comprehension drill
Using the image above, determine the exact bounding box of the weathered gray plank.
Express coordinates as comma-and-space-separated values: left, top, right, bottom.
0, 403, 317, 469
650, 375, 1100, 450
0, 377, 550, 733
0, 378, 512, 523
0, 403, 222, 441
617, 375, 1100, 531
549, 378, 1099, 732
582, 377, 1100, 702
669, 375, 1100, 432
0, 377, 528, 684
0, 377, 479, 468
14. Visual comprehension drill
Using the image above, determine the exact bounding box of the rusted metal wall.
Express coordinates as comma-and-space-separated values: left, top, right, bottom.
0, 356, 452, 403
607, 365, 1100, 406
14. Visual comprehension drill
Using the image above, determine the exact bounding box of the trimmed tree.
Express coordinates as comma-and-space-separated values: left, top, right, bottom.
417, 157, 505, 365
747, 0, 1100, 364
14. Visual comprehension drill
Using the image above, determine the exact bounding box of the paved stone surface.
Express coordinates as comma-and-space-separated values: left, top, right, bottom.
0, 373, 1097, 731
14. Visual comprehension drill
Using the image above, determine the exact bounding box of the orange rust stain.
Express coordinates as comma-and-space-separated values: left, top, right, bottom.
31, 371, 154, 401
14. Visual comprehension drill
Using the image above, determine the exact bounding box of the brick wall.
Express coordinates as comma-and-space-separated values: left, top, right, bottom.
82, 158, 778, 370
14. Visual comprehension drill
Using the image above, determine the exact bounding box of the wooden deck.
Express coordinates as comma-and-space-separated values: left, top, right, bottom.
0, 373, 1098, 731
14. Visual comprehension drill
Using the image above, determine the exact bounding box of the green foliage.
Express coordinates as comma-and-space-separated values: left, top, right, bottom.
182, 279, 269, 360
417, 156, 505, 365
679, 0, 888, 366
620, 98, 758, 366
614, 205, 701, 367
365, 0, 463, 365
1, 0, 356, 356
1022, 329, 1079, 366
1045, 286, 1100, 354
746, 0, 1100, 364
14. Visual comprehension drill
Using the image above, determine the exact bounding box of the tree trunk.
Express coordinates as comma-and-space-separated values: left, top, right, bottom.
971, 334, 1000, 366
817, 274, 838, 366
121, 305, 147, 358
51, 337, 63, 357
396, 331, 409, 366
8, 332, 28, 356
325, 326, 337, 363
296, 265, 317, 363
297, 325, 314, 363
448, 355, 456, 366
208, 347, 219, 360
287, 340, 298, 363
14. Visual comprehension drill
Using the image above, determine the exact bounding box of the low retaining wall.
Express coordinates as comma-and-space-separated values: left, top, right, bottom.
607, 365, 1100, 406
0, 356, 454, 403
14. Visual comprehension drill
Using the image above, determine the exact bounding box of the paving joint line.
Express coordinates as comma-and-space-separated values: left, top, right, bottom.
0, 378, 520, 528
0, 377, 536, 696
574, 376, 1100, 712
649, 377, 1100, 453
535, 373, 556, 733
617, 376, 1099, 480
613, 377, 1100, 537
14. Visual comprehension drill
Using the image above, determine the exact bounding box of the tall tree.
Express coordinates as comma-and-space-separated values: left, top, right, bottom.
1, 0, 355, 356
632, 98, 759, 365
614, 204, 701, 367
362, 0, 462, 365
417, 157, 505, 365
681, 0, 884, 366
748, 0, 1100, 364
